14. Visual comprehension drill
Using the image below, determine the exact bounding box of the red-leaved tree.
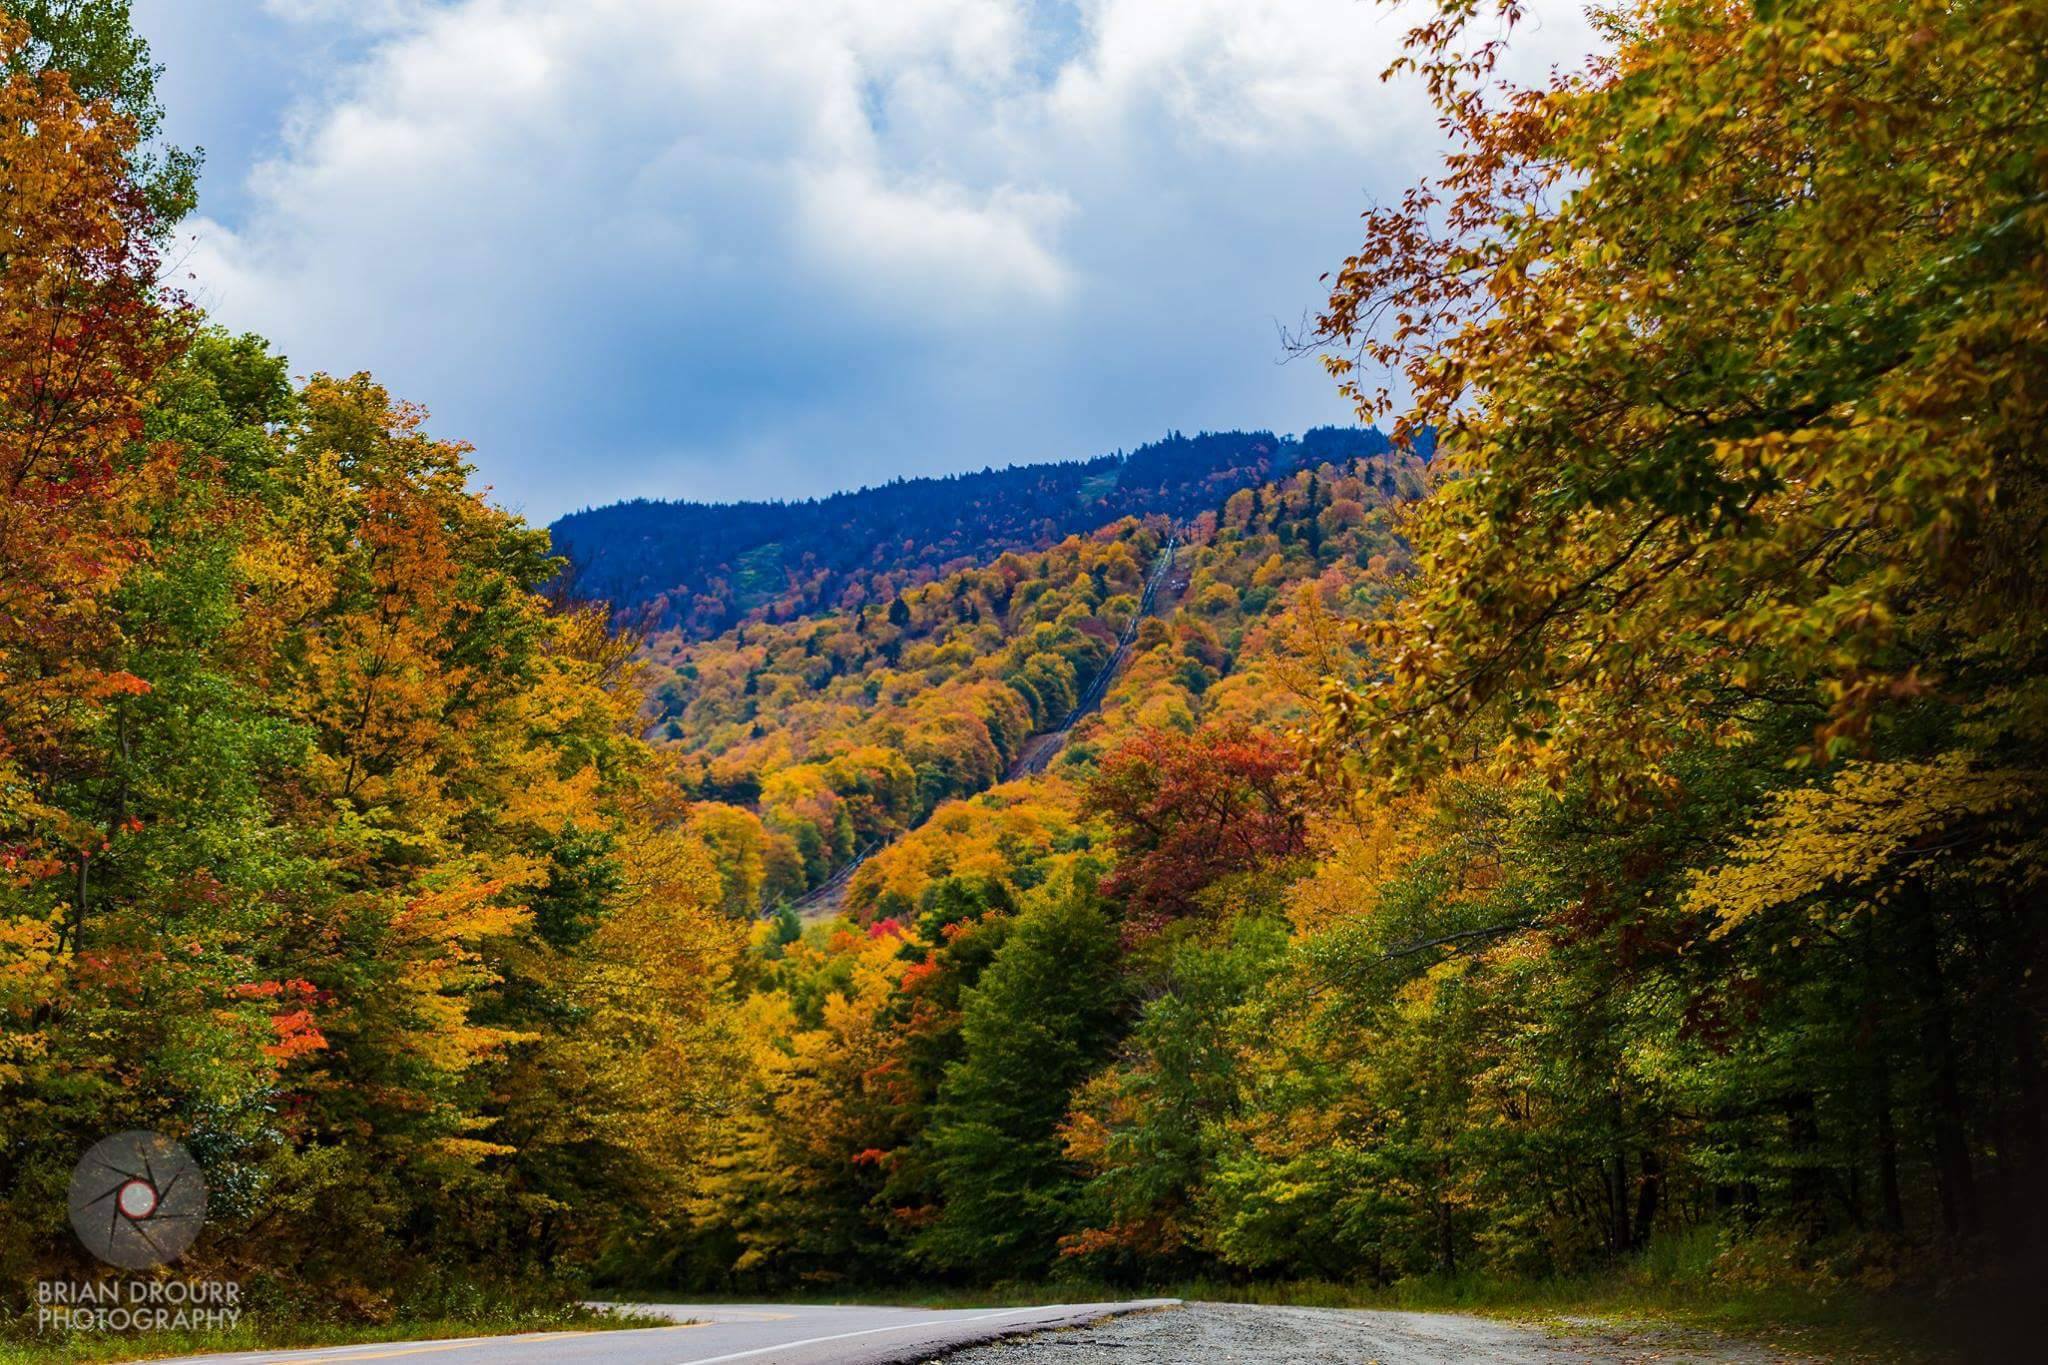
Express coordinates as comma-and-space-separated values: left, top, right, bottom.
1082, 723, 1311, 934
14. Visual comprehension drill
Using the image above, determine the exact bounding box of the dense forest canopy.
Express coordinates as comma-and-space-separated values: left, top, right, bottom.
0, 0, 2041, 1350
638, 454, 1424, 920
549, 425, 1425, 636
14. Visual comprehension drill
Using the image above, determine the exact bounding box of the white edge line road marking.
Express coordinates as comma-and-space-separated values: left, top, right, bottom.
168, 1333, 575, 1365
600, 1310, 793, 1323
245, 1336, 599, 1363
214, 1324, 698, 1365
176, 1302, 1172, 1365
671, 1305, 1092, 1365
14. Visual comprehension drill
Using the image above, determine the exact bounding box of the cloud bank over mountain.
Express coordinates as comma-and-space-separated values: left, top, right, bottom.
147, 0, 1596, 519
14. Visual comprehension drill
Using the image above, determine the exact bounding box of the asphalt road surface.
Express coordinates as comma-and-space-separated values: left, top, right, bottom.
944, 1302, 1802, 1364
153, 1300, 1178, 1365
150, 1299, 1808, 1364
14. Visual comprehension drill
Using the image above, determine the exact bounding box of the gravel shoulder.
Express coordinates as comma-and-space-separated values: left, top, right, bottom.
931, 1301, 1813, 1364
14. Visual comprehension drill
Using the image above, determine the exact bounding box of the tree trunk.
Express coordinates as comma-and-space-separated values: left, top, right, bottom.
1861, 909, 1906, 1233
1908, 878, 1979, 1238
2010, 880, 2047, 1248
1786, 1090, 1827, 1238
1438, 1198, 1457, 1277
1632, 1148, 1662, 1248
67, 851, 91, 952
2013, 1008, 2045, 1247
1874, 1060, 1905, 1233
1610, 1089, 1633, 1254
1436, 1159, 1457, 1277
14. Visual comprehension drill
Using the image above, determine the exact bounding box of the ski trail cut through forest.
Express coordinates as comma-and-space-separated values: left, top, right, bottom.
789, 530, 1182, 920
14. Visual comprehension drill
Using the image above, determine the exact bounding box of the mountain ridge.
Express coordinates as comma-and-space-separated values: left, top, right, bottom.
548, 424, 1428, 635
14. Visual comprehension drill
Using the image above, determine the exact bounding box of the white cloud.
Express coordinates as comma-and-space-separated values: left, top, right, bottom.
796, 170, 1075, 317
169, 0, 1600, 519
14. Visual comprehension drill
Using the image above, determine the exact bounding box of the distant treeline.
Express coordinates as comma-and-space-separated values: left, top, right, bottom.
549, 426, 1429, 635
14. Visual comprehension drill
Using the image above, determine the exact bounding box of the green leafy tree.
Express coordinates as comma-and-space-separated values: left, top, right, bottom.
916, 877, 1124, 1276
6, 0, 200, 225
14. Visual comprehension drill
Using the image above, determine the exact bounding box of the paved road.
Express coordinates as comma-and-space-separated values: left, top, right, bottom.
153, 1300, 1178, 1365
944, 1302, 1802, 1364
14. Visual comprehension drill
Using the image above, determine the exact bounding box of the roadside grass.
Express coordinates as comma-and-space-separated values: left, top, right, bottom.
0, 1295, 671, 1364
1339, 1228, 2032, 1364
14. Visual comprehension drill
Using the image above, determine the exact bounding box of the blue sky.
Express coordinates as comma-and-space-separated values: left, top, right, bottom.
136, 1, 1594, 523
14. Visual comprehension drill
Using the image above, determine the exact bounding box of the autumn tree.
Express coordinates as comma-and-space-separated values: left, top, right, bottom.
1312, 0, 2048, 795
5, 0, 199, 224
0, 14, 192, 1280
1305, 0, 2048, 1264
1083, 723, 1312, 933
0, 29, 750, 1294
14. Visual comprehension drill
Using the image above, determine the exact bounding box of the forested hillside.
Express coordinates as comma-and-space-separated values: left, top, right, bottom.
1, 0, 2042, 1354
636, 454, 1424, 921
548, 426, 1420, 636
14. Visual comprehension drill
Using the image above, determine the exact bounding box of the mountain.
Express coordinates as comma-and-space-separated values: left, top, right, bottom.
547, 426, 1426, 634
